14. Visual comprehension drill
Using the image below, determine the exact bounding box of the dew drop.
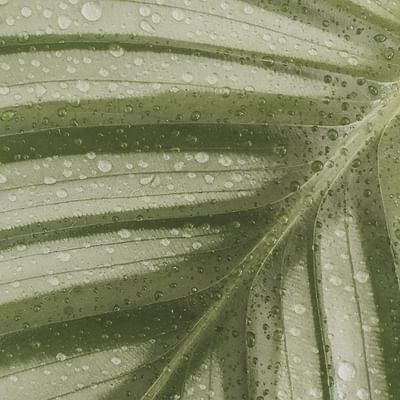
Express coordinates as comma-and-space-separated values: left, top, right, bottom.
44, 176, 57, 185
48, 276, 60, 286
218, 155, 233, 167
117, 229, 131, 239
182, 72, 193, 83
328, 129, 339, 141
139, 5, 151, 17
293, 304, 306, 315
57, 252, 71, 262
338, 361, 356, 381
81, 2, 102, 21
57, 15, 72, 30
368, 85, 378, 96
21, 6, 32, 17
111, 357, 122, 365
171, 9, 185, 21
194, 152, 209, 163
374, 34, 387, 43
311, 160, 323, 172
56, 353, 67, 361
1, 110, 16, 121
355, 271, 369, 283
190, 111, 201, 121
154, 290, 164, 300
246, 331, 256, 348
356, 388, 369, 400
97, 159, 113, 173
109, 45, 124, 58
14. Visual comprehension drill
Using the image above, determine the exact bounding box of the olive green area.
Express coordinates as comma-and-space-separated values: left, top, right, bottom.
0, 0, 400, 399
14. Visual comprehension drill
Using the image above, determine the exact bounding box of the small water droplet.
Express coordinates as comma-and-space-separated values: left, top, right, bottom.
246, 331, 256, 348
368, 85, 378, 96
117, 229, 131, 239
111, 357, 122, 365
21, 6, 32, 17
293, 304, 306, 315
194, 152, 209, 163
56, 353, 67, 361
57, 15, 72, 30
374, 34, 387, 43
328, 129, 339, 141
311, 160, 323, 172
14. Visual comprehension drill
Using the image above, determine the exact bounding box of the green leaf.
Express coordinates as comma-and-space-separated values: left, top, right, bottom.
0, 1, 399, 399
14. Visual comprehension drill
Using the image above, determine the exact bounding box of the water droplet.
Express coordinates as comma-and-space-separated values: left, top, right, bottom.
154, 290, 164, 300
44, 176, 57, 185
355, 271, 369, 283
109, 45, 124, 58
273, 144, 287, 157
374, 34, 387, 43
328, 129, 339, 141
194, 152, 209, 163
1, 110, 16, 121
138, 5, 151, 17
56, 189, 68, 199
368, 85, 378, 96
192, 241, 202, 250
290, 180, 301, 192
190, 111, 201, 121
57, 15, 72, 30
356, 388, 369, 400
76, 80, 90, 92
329, 276, 343, 286
56, 353, 67, 361
21, 6, 32, 17
204, 174, 214, 184
160, 238, 170, 247
293, 304, 306, 314
57, 252, 71, 262
48, 276, 60, 286
117, 229, 131, 239
246, 331, 256, 348
182, 72, 193, 83
218, 155, 233, 167
383, 47, 395, 60
289, 327, 302, 337
311, 160, 323, 172
171, 9, 185, 21
81, 2, 102, 21
338, 361, 356, 381
139, 175, 154, 185
111, 357, 122, 365
140, 20, 155, 33
97, 159, 113, 173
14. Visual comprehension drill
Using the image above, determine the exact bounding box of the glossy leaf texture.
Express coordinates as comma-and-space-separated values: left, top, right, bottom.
0, 1, 399, 399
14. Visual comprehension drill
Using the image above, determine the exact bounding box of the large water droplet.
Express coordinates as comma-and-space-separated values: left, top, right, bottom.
338, 361, 356, 381
97, 159, 113, 173
81, 2, 102, 21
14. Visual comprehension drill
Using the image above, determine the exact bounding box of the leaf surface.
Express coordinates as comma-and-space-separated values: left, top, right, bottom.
0, 1, 400, 399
